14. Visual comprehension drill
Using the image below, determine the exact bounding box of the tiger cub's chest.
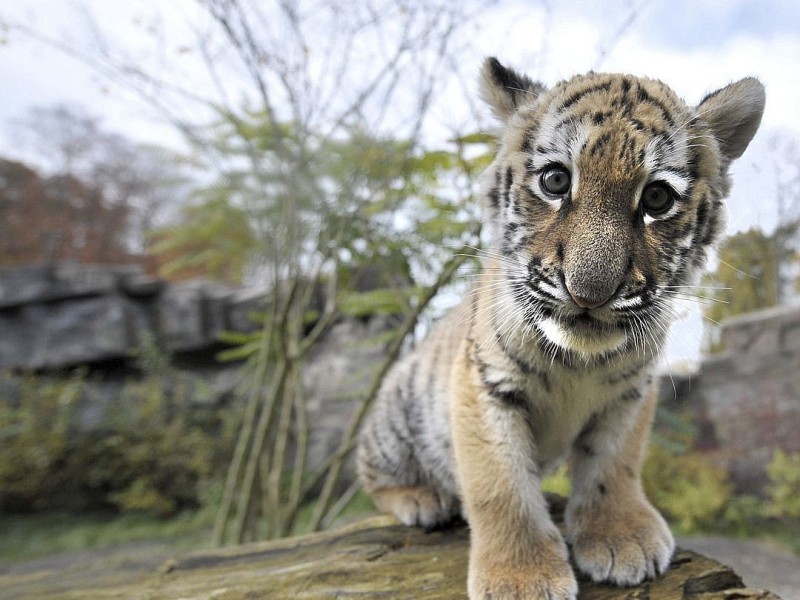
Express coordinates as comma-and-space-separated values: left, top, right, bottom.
476, 339, 646, 468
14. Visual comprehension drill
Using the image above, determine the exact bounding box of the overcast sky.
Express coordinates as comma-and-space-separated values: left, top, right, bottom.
2, 0, 798, 364
1, 0, 798, 232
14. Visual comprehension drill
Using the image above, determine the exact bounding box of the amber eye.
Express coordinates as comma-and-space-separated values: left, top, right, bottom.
540, 165, 571, 196
641, 182, 675, 217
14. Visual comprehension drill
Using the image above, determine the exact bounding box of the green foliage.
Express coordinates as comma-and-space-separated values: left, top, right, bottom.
149, 196, 257, 284
157, 113, 491, 286
338, 287, 422, 318
712, 450, 800, 552
642, 444, 732, 532
164, 105, 493, 543
645, 404, 800, 548
0, 371, 82, 510
0, 368, 235, 518
644, 392, 740, 533
0, 507, 213, 563
198, 118, 491, 543
766, 449, 800, 519
541, 465, 571, 497
216, 329, 266, 363
704, 228, 783, 327
720, 494, 766, 535
651, 403, 698, 454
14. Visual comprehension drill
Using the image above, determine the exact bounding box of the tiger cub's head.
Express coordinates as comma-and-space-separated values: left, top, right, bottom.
479, 58, 765, 360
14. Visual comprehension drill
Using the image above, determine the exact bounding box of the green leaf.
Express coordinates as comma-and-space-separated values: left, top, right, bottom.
450, 131, 496, 145
338, 287, 420, 318
216, 340, 263, 363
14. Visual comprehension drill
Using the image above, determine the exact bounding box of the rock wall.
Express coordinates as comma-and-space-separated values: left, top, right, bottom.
0, 263, 268, 370
2, 262, 798, 493
0, 262, 392, 486
684, 304, 800, 490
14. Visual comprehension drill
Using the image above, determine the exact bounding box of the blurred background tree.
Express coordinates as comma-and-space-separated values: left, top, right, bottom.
704, 133, 800, 331
0, 104, 189, 268
60, 0, 493, 543
1, 0, 498, 545
705, 228, 782, 324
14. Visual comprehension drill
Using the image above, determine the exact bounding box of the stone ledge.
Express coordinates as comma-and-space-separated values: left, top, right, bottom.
0, 509, 781, 599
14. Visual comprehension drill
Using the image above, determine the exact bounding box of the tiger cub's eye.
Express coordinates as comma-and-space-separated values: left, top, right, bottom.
641, 182, 675, 217
540, 165, 571, 196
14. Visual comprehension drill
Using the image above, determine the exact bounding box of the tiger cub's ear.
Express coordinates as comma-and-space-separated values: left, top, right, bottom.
480, 57, 545, 122
697, 77, 765, 160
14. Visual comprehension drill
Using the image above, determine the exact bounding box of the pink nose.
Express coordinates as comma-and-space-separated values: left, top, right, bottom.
568, 289, 611, 310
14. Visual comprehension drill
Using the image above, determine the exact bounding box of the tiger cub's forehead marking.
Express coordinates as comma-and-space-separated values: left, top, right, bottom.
526, 74, 694, 196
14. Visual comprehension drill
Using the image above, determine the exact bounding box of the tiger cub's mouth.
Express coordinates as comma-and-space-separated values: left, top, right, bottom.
537, 312, 628, 357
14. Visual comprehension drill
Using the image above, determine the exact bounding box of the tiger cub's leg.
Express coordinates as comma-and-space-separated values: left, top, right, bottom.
566, 385, 674, 585
357, 405, 459, 529
451, 348, 578, 600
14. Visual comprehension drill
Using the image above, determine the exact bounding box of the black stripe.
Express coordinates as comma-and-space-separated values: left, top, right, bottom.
604, 362, 645, 385
559, 81, 612, 112
503, 166, 513, 209
511, 232, 535, 254
493, 329, 552, 393
487, 386, 529, 409
403, 361, 421, 438
700, 198, 722, 246
635, 84, 676, 127
528, 286, 559, 304
474, 347, 531, 410
386, 413, 409, 444
501, 223, 521, 257
374, 424, 408, 474
487, 170, 501, 209
618, 132, 633, 162
575, 411, 599, 456
618, 387, 642, 403
589, 132, 613, 157
521, 129, 535, 153
695, 201, 710, 245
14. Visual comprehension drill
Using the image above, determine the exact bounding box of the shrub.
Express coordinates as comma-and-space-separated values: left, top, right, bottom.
0, 371, 82, 511
720, 494, 767, 534
0, 369, 235, 517
766, 449, 800, 519
642, 444, 732, 532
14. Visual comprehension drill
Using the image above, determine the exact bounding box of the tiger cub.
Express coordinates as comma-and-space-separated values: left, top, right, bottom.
357, 57, 764, 599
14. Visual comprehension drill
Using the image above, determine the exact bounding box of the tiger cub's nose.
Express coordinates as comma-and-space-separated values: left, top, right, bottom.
566, 284, 617, 310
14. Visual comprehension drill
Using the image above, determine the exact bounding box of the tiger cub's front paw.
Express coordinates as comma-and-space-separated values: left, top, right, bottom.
468, 537, 578, 600
567, 499, 674, 586
469, 563, 578, 600
469, 564, 578, 600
